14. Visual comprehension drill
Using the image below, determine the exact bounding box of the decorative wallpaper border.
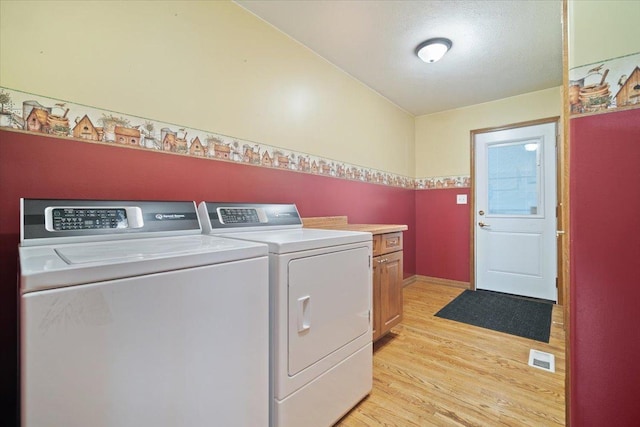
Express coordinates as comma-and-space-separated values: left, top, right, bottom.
0, 87, 469, 190
569, 52, 640, 116
415, 175, 470, 190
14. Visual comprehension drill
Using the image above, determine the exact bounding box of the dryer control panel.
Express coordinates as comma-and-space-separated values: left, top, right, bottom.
199, 202, 302, 233
218, 207, 267, 225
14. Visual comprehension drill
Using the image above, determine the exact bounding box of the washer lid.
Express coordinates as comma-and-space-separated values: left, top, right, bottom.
55, 236, 230, 264
19, 235, 268, 294
220, 228, 372, 254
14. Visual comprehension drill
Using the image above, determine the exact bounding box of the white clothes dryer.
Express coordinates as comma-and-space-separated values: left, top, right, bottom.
19, 199, 269, 427
198, 202, 373, 427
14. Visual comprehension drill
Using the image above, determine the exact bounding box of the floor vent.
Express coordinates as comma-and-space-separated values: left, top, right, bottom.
528, 349, 555, 373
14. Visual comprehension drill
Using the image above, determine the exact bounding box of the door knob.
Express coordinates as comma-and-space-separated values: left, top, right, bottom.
478, 222, 490, 228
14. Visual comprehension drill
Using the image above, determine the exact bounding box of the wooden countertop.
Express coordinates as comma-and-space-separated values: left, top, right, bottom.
302, 216, 407, 235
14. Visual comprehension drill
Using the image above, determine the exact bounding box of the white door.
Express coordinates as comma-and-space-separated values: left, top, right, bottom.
474, 121, 557, 301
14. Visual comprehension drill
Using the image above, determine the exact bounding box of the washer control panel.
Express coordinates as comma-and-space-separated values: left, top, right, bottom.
21, 199, 201, 246
44, 207, 144, 231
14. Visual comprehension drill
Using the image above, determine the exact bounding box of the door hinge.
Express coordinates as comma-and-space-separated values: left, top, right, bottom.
369, 255, 371, 268
556, 277, 558, 288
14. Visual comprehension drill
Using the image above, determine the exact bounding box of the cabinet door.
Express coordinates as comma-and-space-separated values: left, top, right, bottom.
372, 255, 381, 341
380, 251, 403, 331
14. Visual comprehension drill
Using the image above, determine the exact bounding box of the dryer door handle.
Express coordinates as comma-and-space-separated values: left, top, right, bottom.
297, 296, 311, 333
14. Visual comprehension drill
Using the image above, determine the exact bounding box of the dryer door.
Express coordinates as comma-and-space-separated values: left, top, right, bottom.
288, 246, 370, 375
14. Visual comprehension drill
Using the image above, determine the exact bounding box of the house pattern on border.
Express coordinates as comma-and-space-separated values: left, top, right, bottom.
3, 52, 637, 192
1, 87, 471, 190
568, 52, 640, 115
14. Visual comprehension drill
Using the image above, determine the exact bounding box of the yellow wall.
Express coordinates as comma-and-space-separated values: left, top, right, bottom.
0, 0, 415, 177
569, 0, 640, 67
414, 87, 562, 178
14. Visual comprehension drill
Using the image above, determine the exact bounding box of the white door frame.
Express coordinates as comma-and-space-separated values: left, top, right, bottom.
470, 117, 563, 303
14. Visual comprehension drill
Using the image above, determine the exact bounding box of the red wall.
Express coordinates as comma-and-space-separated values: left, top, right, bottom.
0, 129, 416, 424
570, 108, 640, 425
415, 188, 471, 282
6, 104, 639, 423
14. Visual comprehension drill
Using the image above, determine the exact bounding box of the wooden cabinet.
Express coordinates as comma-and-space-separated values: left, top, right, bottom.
372, 232, 403, 342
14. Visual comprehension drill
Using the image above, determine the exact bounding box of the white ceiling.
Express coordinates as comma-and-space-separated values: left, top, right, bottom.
235, 0, 563, 116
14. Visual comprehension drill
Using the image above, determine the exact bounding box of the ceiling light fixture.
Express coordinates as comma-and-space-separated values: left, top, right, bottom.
415, 38, 452, 63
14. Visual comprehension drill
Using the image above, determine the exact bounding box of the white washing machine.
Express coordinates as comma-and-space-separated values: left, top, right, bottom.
198, 202, 373, 427
19, 199, 270, 427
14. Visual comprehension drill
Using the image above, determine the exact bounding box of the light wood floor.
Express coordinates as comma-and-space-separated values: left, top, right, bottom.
336, 280, 566, 426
